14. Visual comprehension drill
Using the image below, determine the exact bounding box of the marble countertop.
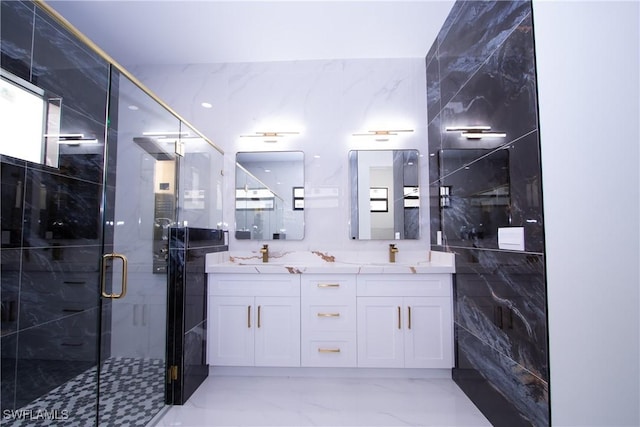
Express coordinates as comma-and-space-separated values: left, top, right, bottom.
206, 250, 455, 274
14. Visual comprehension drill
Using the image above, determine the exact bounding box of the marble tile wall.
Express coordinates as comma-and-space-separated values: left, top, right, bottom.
0, 0, 111, 412
167, 227, 227, 405
426, 1, 549, 425
128, 58, 431, 255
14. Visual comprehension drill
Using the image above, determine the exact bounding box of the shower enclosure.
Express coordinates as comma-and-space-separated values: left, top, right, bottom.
0, 1, 224, 424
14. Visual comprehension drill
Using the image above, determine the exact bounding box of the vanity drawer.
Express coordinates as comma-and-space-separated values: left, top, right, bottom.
302, 303, 356, 333
210, 274, 300, 297
301, 275, 356, 301
301, 333, 357, 367
356, 274, 451, 297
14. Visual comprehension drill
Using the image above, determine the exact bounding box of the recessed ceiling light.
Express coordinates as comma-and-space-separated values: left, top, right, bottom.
201, 102, 212, 109
128, 105, 139, 111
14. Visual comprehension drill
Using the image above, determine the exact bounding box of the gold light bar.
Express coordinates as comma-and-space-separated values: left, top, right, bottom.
445, 125, 506, 140
352, 129, 414, 136
240, 131, 300, 139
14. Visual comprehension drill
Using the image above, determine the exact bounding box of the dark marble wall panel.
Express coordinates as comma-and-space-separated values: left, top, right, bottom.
1, 1, 109, 413
506, 132, 544, 253
181, 323, 208, 405
18, 247, 101, 329
22, 168, 103, 245
455, 248, 548, 382
1, 333, 18, 410
437, 0, 531, 107
441, 15, 537, 152
428, 118, 442, 246
456, 327, 549, 427
32, 9, 109, 125
0, 160, 27, 249
0, 1, 34, 81
167, 227, 226, 405
426, 51, 441, 125
13, 309, 98, 408
426, 1, 548, 425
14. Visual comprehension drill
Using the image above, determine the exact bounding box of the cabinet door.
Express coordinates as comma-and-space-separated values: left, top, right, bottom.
208, 296, 254, 366
357, 297, 404, 368
254, 296, 300, 367
404, 297, 453, 368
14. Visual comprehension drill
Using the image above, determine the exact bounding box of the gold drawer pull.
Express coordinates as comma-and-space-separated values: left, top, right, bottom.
318, 348, 341, 353
317, 312, 340, 318
317, 283, 340, 288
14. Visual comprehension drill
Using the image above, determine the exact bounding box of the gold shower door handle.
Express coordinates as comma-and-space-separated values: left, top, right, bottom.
101, 253, 128, 299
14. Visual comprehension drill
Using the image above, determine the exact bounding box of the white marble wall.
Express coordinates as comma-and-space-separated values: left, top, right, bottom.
129, 58, 430, 256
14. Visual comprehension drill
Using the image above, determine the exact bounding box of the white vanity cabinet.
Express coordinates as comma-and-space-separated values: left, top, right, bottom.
300, 275, 357, 367
356, 274, 453, 369
208, 274, 300, 367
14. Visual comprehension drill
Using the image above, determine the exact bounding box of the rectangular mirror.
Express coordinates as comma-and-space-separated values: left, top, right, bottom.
235, 151, 304, 240
439, 148, 510, 248
349, 149, 420, 240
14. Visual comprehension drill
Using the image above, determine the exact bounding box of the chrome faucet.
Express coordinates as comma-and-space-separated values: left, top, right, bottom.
260, 244, 269, 263
389, 244, 399, 263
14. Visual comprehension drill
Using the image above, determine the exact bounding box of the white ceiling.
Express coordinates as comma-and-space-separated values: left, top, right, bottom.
46, 1, 455, 67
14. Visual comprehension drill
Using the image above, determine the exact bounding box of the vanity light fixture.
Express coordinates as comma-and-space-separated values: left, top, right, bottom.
352, 129, 414, 142
47, 134, 99, 144
445, 126, 506, 139
57, 138, 98, 145
240, 131, 300, 143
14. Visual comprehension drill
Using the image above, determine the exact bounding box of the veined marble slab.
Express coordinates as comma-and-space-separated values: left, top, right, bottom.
205, 250, 455, 274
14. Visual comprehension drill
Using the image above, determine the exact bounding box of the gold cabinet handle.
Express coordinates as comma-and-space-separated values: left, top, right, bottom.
248, 306, 251, 328
398, 306, 402, 329
318, 348, 341, 353
317, 283, 340, 288
100, 253, 128, 299
257, 305, 261, 328
317, 312, 340, 318
408, 306, 412, 330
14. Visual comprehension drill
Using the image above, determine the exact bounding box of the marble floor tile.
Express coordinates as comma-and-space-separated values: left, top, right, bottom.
153, 375, 490, 427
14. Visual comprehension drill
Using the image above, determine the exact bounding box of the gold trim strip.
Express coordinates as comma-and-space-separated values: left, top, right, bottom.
35, 1, 224, 155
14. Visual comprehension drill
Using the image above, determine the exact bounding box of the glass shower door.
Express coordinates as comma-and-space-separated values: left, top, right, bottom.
97, 71, 179, 425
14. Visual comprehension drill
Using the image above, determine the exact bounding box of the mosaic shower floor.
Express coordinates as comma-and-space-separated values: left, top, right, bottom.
5, 357, 165, 427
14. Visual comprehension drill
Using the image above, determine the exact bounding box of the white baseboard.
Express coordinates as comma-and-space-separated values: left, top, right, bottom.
209, 366, 452, 379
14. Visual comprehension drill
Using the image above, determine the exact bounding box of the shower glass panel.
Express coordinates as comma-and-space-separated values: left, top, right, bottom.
177, 123, 224, 229
98, 72, 178, 425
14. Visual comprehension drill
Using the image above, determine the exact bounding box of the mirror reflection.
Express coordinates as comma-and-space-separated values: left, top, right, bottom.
439, 149, 510, 248
235, 151, 304, 240
349, 150, 420, 240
